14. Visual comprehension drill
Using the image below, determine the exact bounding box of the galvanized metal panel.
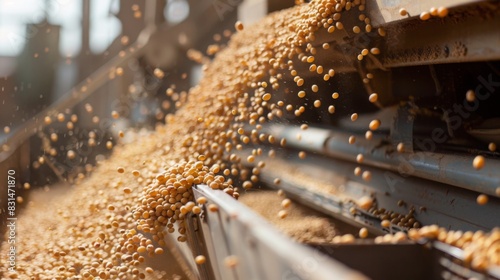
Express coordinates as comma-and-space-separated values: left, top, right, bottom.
192, 185, 370, 280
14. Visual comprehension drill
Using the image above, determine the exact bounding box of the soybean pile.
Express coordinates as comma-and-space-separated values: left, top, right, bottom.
239, 191, 338, 243
1, 0, 499, 279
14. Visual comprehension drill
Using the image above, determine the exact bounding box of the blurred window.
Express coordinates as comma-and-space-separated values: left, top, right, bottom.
0, 0, 46, 56
0, 0, 122, 57
165, 0, 189, 24
47, 0, 82, 56
89, 0, 121, 54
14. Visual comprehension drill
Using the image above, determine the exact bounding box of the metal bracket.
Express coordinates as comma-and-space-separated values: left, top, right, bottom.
390, 105, 415, 153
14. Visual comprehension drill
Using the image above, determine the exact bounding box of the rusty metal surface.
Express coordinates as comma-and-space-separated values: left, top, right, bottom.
377, 2, 500, 67
370, 0, 481, 25
302, 1, 500, 74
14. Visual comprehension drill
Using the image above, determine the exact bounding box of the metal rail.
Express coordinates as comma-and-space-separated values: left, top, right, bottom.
165, 183, 500, 279
261, 123, 500, 197
170, 185, 370, 280
258, 152, 500, 232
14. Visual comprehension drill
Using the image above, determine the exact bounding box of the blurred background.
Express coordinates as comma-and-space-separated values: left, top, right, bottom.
0, 0, 241, 186
0, 0, 193, 132
0, 0, 293, 186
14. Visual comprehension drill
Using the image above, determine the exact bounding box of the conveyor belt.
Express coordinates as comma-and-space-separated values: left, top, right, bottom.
259, 148, 500, 229
165, 185, 500, 280
167, 184, 368, 280
260, 122, 500, 198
